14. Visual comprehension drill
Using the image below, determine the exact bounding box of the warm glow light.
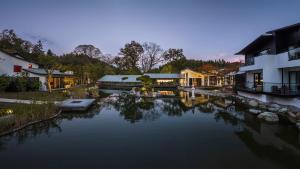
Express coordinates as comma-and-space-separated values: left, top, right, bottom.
157, 80, 173, 83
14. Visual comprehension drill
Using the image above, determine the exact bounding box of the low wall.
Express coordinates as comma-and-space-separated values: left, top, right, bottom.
238, 91, 300, 108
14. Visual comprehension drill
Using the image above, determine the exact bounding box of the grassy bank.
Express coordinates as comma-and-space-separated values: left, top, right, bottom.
0, 90, 69, 101
0, 86, 99, 101
0, 103, 58, 135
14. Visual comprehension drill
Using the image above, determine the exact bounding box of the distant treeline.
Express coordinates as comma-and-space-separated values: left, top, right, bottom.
0, 29, 241, 83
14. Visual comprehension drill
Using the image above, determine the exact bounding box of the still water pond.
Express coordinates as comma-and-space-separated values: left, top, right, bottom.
0, 91, 300, 169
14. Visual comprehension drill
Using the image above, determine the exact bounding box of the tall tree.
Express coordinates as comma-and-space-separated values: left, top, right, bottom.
47, 49, 55, 56
73, 44, 102, 58
163, 48, 185, 62
140, 42, 163, 72
119, 41, 144, 71
39, 55, 60, 92
32, 40, 44, 55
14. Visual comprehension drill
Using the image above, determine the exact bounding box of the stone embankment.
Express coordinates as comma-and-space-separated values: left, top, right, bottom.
235, 95, 300, 129
185, 88, 300, 130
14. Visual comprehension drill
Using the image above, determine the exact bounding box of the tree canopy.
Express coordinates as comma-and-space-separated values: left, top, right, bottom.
0, 29, 241, 83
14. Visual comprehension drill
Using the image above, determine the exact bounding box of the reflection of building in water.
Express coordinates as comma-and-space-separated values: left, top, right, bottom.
237, 113, 300, 159
179, 91, 209, 107
213, 98, 235, 108
158, 90, 175, 96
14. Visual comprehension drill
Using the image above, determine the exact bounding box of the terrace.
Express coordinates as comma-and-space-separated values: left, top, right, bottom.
235, 82, 300, 97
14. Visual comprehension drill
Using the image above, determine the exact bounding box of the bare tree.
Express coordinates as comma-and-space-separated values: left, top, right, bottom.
140, 42, 163, 72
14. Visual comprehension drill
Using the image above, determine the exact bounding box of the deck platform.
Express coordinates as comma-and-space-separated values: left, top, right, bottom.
59, 99, 96, 111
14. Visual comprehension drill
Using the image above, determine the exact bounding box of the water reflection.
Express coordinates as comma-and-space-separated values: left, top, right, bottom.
0, 91, 299, 168
0, 119, 62, 150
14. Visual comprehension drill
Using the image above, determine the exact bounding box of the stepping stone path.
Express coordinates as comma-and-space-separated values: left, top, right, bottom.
249, 109, 261, 115
248, 100, 258, 107
258, 112, 279, 122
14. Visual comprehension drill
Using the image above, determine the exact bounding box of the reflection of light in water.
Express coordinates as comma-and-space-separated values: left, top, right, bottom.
179, 91, 209, 107
158, 90, 175, 96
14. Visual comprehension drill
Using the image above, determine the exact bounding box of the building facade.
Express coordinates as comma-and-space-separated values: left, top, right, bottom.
0, 49, 75, 91
236, 23, 300, 107
180, 69, 222, 87
0, 50, 39, 76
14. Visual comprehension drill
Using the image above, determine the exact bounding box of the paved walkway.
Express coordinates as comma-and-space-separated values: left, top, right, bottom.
0, 98, 61, 105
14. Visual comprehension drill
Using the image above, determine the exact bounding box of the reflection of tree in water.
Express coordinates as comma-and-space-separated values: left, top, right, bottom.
160, 98, 188, 117
62, 105, 101, 120
110, 94, 156, 123
214, 110, 240, 127
236, 128, 300, 168
211, 103, 300, 167
108, 94, 192, 123
0, 119, 62, 150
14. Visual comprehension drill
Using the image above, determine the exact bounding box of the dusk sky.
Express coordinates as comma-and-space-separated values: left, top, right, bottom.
1, 0, 300, 61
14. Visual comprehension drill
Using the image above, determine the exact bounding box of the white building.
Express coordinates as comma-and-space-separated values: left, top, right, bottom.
224, 71, 236, 86
0, 49, 75, 91
0, 50, 39, 76
236, 23, 300, 108
180, 69, 222, 87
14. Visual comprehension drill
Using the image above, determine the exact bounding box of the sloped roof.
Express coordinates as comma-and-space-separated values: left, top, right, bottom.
98, 75, 141, 83
267, 22, 300, 33
0, 49, 39, 65
144, 73, 183, 79
236, 22, 300, 55
235, 34, 273, 55
23, 68, 73, 76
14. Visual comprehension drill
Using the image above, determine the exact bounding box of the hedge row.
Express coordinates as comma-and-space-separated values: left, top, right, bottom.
0, 76, 41, 92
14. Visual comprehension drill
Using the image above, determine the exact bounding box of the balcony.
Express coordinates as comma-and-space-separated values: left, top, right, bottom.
288, 47, 300, 61
241, 57, 255, 67
235, 82, 300, 97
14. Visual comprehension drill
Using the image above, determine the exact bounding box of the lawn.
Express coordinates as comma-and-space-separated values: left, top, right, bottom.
0, 86, 97, 101
0, 102, 58, 135
0, 90, 69, 101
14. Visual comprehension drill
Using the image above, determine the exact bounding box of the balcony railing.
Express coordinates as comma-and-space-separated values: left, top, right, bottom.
235, 82, 300, 97
288, 47, 300, 61
241, 57, 255, 67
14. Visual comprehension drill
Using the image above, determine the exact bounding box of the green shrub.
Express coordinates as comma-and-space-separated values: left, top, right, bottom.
0, 76, 10, 91
6, 77, 27, 92
26, 79, 41, 91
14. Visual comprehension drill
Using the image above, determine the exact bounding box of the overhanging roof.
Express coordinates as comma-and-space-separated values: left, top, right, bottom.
267, 22, 300, 33
144, 73, 183, 79
98, 75, 141, 83
23, 68, 73, 76
235, 34, 273, 55
0, 49, 39, 65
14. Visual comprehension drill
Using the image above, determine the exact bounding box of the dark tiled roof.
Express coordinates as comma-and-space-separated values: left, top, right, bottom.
23, 68, 73, 76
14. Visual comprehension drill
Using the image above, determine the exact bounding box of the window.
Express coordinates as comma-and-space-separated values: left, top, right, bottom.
13, 65, 22, 72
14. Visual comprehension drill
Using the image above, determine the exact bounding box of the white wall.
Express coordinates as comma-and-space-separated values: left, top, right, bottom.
180, 69, 205, 87
0, 51, 38, 76
27, 72, 47, 91
240, 52, 300, 72
240, 52, 300, 88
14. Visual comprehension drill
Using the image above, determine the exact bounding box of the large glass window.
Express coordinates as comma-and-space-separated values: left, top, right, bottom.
289, 71, 300, 92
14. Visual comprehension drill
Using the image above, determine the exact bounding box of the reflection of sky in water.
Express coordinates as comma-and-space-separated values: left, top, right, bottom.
0, 92, 299, 168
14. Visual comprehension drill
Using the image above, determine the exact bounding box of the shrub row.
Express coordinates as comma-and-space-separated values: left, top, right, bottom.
0, 76, 41, 92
